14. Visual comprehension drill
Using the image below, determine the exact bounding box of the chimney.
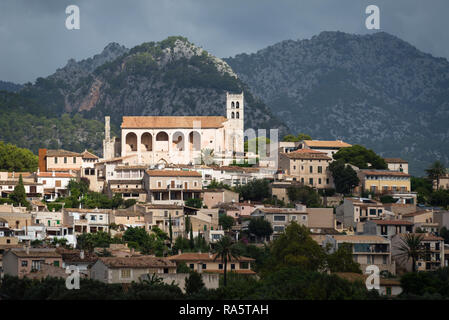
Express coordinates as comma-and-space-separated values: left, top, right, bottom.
52, 171, 55, 177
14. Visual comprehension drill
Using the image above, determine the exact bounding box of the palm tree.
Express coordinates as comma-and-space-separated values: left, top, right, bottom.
212, 236, 240, 287
426, 161, 447, 190
395, 233, 424, 272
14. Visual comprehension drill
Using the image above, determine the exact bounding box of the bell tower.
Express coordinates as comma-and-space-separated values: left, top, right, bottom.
225, 92, 244, 154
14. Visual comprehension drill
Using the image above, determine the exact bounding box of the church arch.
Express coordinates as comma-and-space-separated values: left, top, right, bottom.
141, 133, 153, 151
155, 131, 169, 152
189, 131, 201, 151
172, 131, 185, 151
125, 132, 137, 152
231, 112, 235, 119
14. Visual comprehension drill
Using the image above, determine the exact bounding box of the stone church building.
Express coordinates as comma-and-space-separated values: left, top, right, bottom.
103, 92, 244, 166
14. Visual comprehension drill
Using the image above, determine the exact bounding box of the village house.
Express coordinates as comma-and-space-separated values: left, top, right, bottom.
392, 233, 445, 272
202, 188, 239, 209
0, 204, 32, 231
90, 256, 176, 283
324, 235, 395, 275
63, 208, 110, 234
143, 169, 203, 205
140, 204, 186, 237
357, 169, 411, 195
433, 173, 449, 190
35, 171, 77, 202
0, 172, 43, 199
336, 198, 386, 230
279, 149, 333, 189
109, 206, 146, 230
384, 158, 409, 174
335, 272, 402, 297
251, 207, 308, 240
298, 140, 352, 159
362, 220, 414, 239
106, 164, 147, 202
2, 247, 63, 278
168, 252, 255, 275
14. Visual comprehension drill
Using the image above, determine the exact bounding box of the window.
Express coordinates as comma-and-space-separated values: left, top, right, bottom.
54, 260, 60, 267
42, 180, 46, 185
386, 287, 392, 296
293, 166, 296, 170
164, 268, 169, 274
202, 264, 207, 270
274, 215, 286, 221
99, 216, 103, 221
318, 178, 322, 184
240, 262, 249, 269
121, 269, 131, 278
189, 264, 194, 269
309, 166, 313, 173
55, 157, 58, 164
90, 215, 97, 221
309, 178, 313, 185
318, 166, 322, 173
22, 260, 28, 267
73, 157, 76, 164
326, 178, 329, 184
55, 180, 61, 187
219, 264, 223, 270
369, 209, 377, 215
382, 255, 387, 264
64, 157, 67, 164
230, 264, 235, 270
273, 226, 285, 232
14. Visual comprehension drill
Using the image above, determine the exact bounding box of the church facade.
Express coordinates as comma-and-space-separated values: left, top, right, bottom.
103, 92, 244, 166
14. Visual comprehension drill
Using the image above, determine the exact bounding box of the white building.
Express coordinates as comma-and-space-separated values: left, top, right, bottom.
104, 92, 245, 166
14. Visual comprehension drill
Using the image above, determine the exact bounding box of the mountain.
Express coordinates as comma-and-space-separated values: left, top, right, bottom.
1, 36, 287, 156
0, 80, 23, 92
225, 31, 449, 176
20, 36, 287, 132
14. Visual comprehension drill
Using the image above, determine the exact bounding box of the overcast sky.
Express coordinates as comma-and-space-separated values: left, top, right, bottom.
1, 0, 448, 83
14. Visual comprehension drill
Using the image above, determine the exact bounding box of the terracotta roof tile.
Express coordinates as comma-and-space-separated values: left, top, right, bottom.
168, 252, 255, 262
361, 170, 410, 177
304, 140, 352, 148
121, 116, 227, 129
384, 158, 408, 164
283, 149, 332, 160
146, 170, 202, 177
373, 220, 414, 226
99, 256, 176, 268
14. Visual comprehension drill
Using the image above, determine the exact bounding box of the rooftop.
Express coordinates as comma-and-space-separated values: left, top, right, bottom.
169, 252, 255, 262
146, 170, 202, 177
330, 235, 390, 244
98, 256, 176, 268
282, 149, 332, 160
46, 149, 82, 157
384, 158, 408, 164
360, 170, 410, 177
303, 140, 352, 148
121, 116, 227, 129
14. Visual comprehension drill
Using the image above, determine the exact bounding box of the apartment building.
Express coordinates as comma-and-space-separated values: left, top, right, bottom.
202, 188, 239, 209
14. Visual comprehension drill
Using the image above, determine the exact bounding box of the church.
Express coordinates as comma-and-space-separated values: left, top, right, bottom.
103, 92, 245, 166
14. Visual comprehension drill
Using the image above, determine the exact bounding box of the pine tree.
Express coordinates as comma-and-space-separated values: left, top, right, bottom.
190, 225, 194, 249
10, 174, 30, 209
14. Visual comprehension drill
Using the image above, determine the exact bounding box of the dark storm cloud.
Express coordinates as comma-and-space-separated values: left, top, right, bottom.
0, 0, 448, 83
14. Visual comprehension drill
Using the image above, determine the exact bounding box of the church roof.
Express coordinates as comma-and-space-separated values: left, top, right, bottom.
121, 116, 227, 129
